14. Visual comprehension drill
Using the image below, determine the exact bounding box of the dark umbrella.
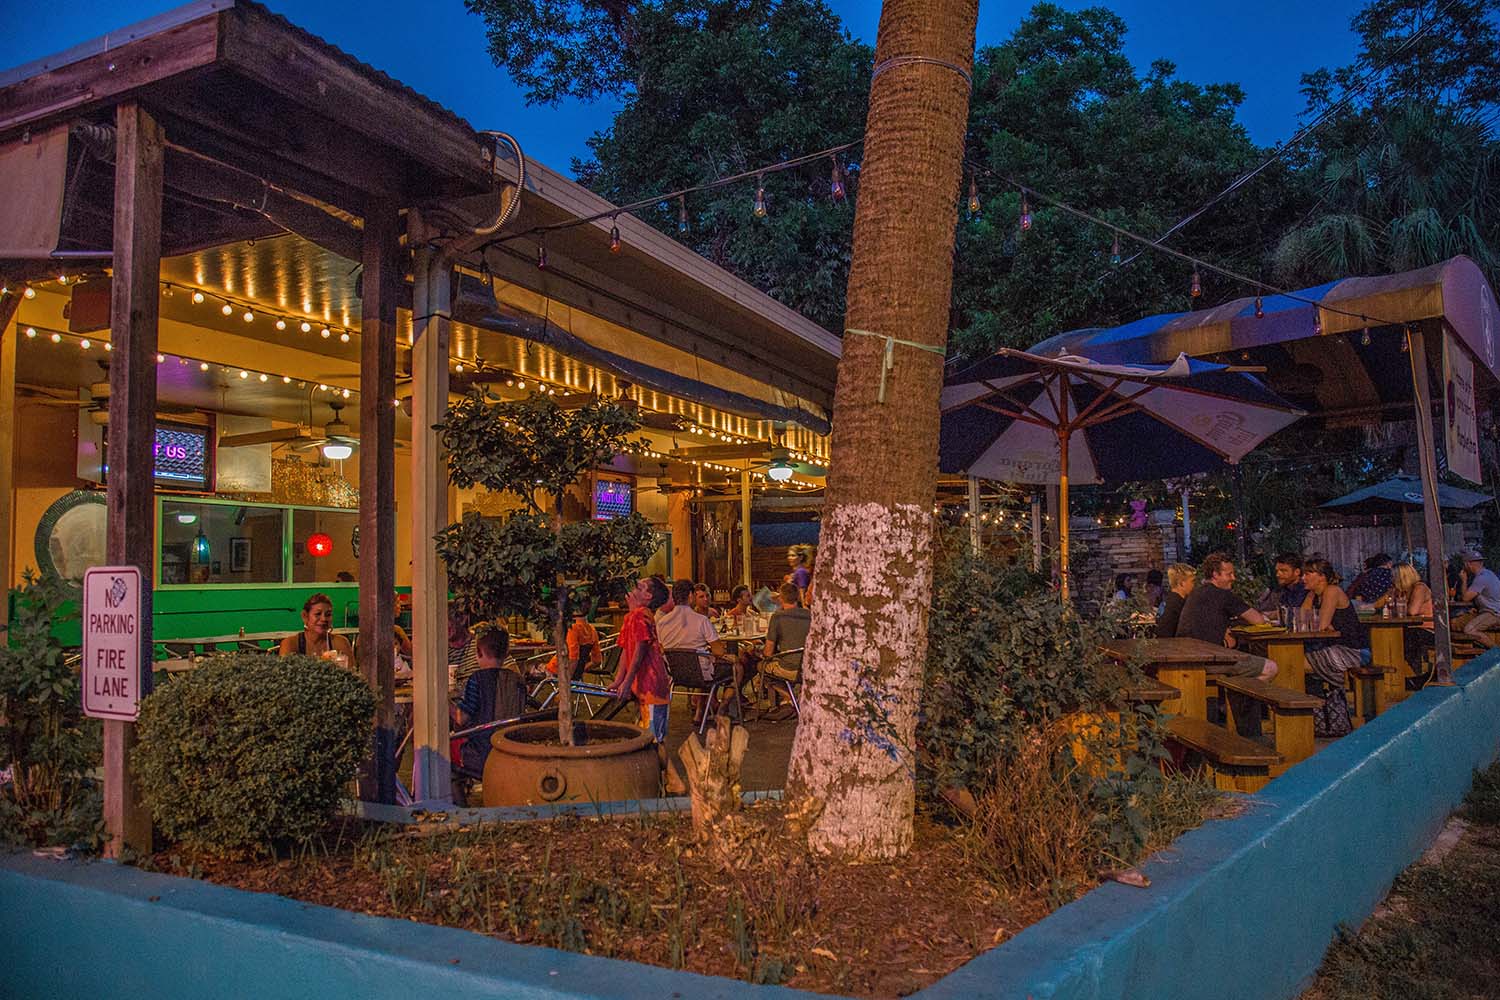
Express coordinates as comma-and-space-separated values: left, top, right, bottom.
1320, 474, 1491, 515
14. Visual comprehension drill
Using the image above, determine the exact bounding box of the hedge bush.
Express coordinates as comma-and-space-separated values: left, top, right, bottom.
135, 653, 374, 855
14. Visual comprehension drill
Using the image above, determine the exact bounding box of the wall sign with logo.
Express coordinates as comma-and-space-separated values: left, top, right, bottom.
1443, 329, 1482, 485
82, 566, 143, 721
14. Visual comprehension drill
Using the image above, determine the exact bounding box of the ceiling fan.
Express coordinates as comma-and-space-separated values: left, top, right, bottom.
21, 361, 196, 425
218, 400, 357, 459
668, 441, 806, 483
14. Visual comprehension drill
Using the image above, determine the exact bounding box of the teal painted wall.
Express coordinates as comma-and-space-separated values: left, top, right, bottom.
3, 656, 1498, 1000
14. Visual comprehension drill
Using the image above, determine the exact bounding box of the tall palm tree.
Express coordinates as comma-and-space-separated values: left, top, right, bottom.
784, 0, 978, 860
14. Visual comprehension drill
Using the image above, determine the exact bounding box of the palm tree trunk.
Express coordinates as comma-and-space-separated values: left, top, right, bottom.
785, 0, 978, 860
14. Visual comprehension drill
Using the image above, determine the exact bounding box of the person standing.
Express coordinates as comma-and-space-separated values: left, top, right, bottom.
1175, 553, 1277, 681
784, 546, 813, 600
609, 577, 673, 745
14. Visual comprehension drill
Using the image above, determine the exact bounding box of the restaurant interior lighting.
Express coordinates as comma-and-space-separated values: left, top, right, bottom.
176, 512, 198, 525
322, 442, 353, 461
767, 459, 795, 483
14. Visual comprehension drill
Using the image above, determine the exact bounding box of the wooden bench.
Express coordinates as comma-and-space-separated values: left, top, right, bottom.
1164, 716, 1282, 793
1065, 681, 1182, 776
1347, 664, 1393, 726
1216, 675, 1321, 775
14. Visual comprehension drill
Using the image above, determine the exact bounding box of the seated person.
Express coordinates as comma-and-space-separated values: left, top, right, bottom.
691, 583, 717, 617
278, 593, 354, 665
453, 627, 525, 777
1156, 563, 1196, 638
1456, 550, 1500, 648
545, 607, 605, 677
1143, 569, 1164, 614
761, 583, 812, 719
1256, 552, 1308, 620
1175, 553, 1277, 682
448, 609, 481, 682
1112, 573, 1135, 604
1395, 562, 1436, 685
1350, 553, 1395, 607
724, 585, 754, 624
657, 579, 734, 722
1300, 559, 1366, 737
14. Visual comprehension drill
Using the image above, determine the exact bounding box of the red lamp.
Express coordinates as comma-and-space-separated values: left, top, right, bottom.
306, 532, 334, 558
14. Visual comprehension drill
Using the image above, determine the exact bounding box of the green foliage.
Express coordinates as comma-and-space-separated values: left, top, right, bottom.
434, 390, 660, 626
463, 0, 637, 104
919, 539, 1139, 797
135, 654, 375, 855
0, 572, 102, 849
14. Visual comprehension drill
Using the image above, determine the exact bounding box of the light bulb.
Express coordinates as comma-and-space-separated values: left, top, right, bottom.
1019, 195, 1032, 232
319, 327, 330, 338
610, 222, 621, 254
283, 375, 291, 383
104, 342, 112, 352
300, 321, 312, 333
1313, 313, 1323, 335
536, 243, 548, 269
191, 291, 205, 304
342, 388, 350, 399
258, 373, 268, 382
23, 287, 37, 299
200, 362, 210, 371
967, 177, 980, 216
275, 319, 286, 330
79, 338, 91, 349
318, 384, 327, 391
157, 353, 166, 363
830, 158, 846, 201
57, 275, 67, 284
243, 310, 255, 322
339, 331, 350, 343
1360, 328, 1371, 346
1190, 270, 1202, 298
1110, 234, 1121, 266
517, 379, 525, 389
753, 177, 767, 218
221, 303, 234, 316
455, 363, 464, 373
239, 370, 249, 379
1254, 296, 1264, 319
24, 327, 36, 338
322, 442, 353, 461
678, 195, 689, 234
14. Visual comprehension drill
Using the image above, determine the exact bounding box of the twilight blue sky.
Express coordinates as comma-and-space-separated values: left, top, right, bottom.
2, 1, 1364, 174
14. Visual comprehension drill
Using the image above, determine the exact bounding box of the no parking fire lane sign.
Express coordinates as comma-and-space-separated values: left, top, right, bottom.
82, 566, 143, 721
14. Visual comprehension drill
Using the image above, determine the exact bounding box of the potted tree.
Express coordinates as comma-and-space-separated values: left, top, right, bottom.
435, 389, 663, 806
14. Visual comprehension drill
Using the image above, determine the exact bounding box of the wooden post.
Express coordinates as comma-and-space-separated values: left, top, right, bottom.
1030, 492, 1043, 572
966, 476, 981, 551
357, 199, 400, 803
1407, 325, 1454, 684
740, 467, 752, 588
105, 100, 163, 857
410, 245, 453, 803
1057, 428, 1071, 602
0, 292, 18, 621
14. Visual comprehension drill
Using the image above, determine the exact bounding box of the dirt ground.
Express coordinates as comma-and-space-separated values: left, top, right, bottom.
154, 803, 1051, 997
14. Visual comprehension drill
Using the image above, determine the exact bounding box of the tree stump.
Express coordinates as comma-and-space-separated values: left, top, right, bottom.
678, 716, 749, 843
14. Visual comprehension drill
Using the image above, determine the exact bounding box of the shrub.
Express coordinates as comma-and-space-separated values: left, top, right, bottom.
136, 654, 374, 855
0, 572, 102, 849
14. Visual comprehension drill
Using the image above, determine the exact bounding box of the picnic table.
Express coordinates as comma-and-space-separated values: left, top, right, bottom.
1359, 613, 1426, 703
1103, 637, 1240, 720
1230, 625, 1340, 695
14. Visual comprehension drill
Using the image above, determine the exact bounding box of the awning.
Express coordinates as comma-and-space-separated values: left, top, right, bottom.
1030, 256, 1500, 392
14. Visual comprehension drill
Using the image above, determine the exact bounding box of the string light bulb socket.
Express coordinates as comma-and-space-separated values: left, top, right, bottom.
1110, 234, 1121, 266
1190, 269, 1202, 298
967, 175, 980, 216
609, 218, 621, 254
1254, 295, 1264, 319
1019, 193, 1032, 232
536, 241, 548, 269
830, 157, 846, 201
753, 175, 767, 218
677, 195, 689, 234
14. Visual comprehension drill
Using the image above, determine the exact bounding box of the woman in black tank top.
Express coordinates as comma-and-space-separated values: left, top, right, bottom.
1301, 559, 1365, 737
278, 592, 354, 664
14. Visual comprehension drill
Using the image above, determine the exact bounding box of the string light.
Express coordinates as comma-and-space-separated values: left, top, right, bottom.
301, 321, 312, 333
258, 372, 269, 382
157, 353, 165, 363
1360, 327, 1371, 346
753, 175, 767, 218
339, 331, 350, 343
1190, 269, 1202, 298
191, 291, 205, 304
1254, 296, 1264, 319
276, 319, 287, 331
320, 327, 331, 339
221, 303, 234, 316
536, 241, 548, 269
242, 310, 254, 323
1313, 312, 1323, 335
677, 195, 689, 235
1110, 234, 1121, 266
830, 157, 846, 201
200, 362, 210, 371
967, 175, 980, 216
1019, 194, 1032, 232
78, 338, 91, 349
24, 287, 37, 299
24, 327, 36, 338
609, 217, 621, 254
238, 370, 249, 379
49, 332, 60, 343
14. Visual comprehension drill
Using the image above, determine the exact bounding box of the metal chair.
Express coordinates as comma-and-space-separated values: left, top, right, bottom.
663, 648, 734, 734
759, 646, 804, 718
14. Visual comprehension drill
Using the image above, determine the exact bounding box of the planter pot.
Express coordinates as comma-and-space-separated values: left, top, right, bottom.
1150, 509, 1176, 525
482, 720, 660, 807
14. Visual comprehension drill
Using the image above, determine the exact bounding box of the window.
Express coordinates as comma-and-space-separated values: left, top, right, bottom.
291, 508, 360, 584
160, 500, 284, 585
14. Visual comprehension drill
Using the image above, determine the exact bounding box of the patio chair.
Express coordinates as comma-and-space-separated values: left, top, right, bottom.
759, 646, 804, 718
663, 648, 735, 735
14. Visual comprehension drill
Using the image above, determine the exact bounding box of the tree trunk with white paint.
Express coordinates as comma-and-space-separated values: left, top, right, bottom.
785, 0, 978, 860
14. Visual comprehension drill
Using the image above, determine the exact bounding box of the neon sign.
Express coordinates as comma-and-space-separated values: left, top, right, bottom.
152, 425, 211, 489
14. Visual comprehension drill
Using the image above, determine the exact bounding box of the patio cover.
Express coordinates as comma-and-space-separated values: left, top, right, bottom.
1029, 257, 1500, 409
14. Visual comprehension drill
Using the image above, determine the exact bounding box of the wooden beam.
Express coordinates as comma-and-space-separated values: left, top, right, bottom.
217, 4, 490, 197
1409, 324, 1454, 684
0, 15, 220, 138
409, 242, 452, 804
669, 443, 773, 462
357, 198, 400, 803
104, 100, 163, 858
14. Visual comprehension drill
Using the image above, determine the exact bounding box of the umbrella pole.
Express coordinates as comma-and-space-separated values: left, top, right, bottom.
967, 475, 981, 552
1058, 429, 1071, 603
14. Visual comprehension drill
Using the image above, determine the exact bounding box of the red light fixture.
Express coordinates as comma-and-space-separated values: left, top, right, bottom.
306, 533, 334, 558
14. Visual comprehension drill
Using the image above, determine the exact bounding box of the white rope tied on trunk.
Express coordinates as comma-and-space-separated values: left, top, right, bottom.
870, 55, 974, 90
845, 328, 948, 403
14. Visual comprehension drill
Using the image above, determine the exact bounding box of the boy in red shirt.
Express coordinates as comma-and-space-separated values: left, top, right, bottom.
609, 576, 672, 747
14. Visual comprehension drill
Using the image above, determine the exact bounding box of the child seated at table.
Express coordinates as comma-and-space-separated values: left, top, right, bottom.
453, 626, 525, 777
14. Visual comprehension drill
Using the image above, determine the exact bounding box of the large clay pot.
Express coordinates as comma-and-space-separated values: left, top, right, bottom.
481, 720, 660, 807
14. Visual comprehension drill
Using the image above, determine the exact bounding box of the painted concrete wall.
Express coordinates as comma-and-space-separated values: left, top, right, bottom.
916, 652, 1500, 1000
3, 655, 1497, 1000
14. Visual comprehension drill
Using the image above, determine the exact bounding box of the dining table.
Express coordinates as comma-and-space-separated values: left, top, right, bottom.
1359, 614, 1426, 703
1229, 625, 1341, 694
1102, 637, 1240, 720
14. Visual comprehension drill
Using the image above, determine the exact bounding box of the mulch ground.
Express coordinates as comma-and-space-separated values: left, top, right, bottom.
151, 801, 1055, 997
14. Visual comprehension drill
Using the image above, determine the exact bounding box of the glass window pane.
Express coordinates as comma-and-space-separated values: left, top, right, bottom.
291, 508, 361, 584
160, 501, 285, 585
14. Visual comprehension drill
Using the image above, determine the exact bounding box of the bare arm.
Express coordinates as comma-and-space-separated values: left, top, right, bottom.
611, 643, 649, 697
1240, 607, 1266, 625
1317, 588, 1343, 630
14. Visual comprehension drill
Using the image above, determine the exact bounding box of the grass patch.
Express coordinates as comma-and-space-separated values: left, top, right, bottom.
1302, 760, 1500, 999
